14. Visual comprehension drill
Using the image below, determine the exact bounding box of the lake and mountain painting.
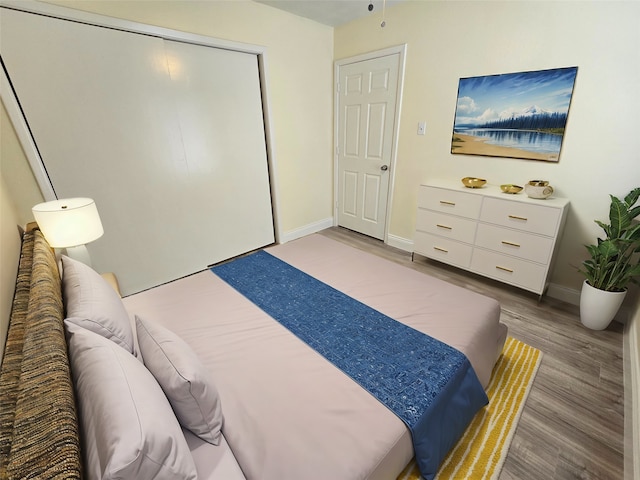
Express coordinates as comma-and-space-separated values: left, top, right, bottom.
451, 67, 578, 162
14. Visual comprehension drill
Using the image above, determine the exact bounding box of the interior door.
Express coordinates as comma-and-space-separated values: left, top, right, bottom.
336, 53, 400, 240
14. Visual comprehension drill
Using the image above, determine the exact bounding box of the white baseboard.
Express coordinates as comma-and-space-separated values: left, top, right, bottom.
280, 218, 334, 244
546, 283, 580, 306
386, 233, 413, 252
282, 223, 416, 252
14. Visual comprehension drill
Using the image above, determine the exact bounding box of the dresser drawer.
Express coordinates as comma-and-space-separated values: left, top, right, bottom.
470, 249, 546, 293
414, 232, 472, 269
416, 209, 477, 243
418, 186, 482, 219
479, 197, 561, 236
414, 182, 568, 297
475, 223, 554, 264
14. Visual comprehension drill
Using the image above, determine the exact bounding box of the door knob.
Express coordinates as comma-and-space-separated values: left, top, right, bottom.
380, 165, 389, 171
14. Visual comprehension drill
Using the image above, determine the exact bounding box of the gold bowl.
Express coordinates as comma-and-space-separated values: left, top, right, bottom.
528, 180, 549, 187
461, 177, 487, 188
500, 184, 523, 194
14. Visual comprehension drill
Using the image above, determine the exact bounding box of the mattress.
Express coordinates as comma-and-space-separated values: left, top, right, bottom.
123, 234, 506, 480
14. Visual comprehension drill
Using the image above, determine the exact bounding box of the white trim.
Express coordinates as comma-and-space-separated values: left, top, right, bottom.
546, 283, 580, 306
0, 0, 263, 55
256, 54, 282, 244
333, 44, 407, 244
384, 46, 407, 245
334, 44, 408, 66
0, 0, 281, 242
386, 233, 413, 252
280, 218, 334, 244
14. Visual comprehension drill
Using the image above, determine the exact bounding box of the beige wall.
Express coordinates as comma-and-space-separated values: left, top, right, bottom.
335, 1, 640, 292
0, 171, 22, 361
4, 0, 335, 237
1, 100, 43, 224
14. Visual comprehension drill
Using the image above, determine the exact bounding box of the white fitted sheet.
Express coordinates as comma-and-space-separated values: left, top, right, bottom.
123, 234, 506, 480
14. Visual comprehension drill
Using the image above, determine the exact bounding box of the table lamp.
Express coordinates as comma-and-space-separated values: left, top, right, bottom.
32, 197, 104, 267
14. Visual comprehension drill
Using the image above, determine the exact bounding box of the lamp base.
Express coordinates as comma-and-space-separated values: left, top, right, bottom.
65, 245, 92, 267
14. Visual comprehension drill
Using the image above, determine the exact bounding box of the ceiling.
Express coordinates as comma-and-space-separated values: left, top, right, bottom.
254, 0, 405, 27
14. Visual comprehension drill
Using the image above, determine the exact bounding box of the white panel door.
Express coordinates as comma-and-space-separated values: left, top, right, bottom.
337, 54, 400, 240
0, 9, 274, 295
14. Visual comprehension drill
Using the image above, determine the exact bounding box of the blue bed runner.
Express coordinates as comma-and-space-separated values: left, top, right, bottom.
212, 250, 488, 480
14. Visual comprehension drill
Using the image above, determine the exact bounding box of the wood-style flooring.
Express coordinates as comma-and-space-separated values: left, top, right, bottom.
318, 227, 624, 480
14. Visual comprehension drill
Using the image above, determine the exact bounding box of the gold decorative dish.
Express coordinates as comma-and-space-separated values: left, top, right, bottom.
500, 184, 523, 194
461, 177, 487, 188
528, 180, 549, 187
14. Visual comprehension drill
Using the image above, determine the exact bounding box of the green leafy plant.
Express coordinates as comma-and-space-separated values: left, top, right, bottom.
580, 187, 640, 292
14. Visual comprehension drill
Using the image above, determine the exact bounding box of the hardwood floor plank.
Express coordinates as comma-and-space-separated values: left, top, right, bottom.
317, 227, 624, 480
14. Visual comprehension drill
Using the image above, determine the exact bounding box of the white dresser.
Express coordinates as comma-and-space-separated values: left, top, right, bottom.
414, 180, 569, 296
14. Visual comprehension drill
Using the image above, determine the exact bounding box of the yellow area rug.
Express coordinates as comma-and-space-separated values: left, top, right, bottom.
397, 337, 542, 480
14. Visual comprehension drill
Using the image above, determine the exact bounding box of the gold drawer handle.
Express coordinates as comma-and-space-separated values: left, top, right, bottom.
496, 265, 514, 273
508, 214, 528, 221
436, 224, 452, 230
433, 246, 448, 253
440, 200, 456, 206
501, 240, 520, 248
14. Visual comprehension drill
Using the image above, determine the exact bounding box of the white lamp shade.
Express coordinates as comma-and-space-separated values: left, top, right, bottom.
32, 198, 104, 248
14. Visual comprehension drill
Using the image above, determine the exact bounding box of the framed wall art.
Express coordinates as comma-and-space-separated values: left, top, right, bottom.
451, 66, 578, 162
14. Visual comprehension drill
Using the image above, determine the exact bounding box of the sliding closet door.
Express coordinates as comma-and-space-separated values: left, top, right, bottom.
0, 8, 274, 295
163, 40, 274, 265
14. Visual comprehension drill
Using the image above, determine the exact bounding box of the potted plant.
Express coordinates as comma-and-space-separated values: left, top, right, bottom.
579, 187, 640, 330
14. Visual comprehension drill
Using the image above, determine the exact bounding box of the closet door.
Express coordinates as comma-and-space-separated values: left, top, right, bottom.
163, 40, 274, 266
0, 8, 274, 295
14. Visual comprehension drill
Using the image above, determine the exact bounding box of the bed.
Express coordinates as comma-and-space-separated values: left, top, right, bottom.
0, 228, 507, 480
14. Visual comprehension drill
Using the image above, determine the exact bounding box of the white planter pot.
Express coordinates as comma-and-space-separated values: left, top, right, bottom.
579, 280, 627, 330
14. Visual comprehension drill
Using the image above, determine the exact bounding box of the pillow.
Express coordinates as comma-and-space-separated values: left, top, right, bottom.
61, 255, 136, 355
65, 322, 197, 480
135, 316, 224, 445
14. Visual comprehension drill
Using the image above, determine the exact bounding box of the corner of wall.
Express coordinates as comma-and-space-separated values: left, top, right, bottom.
0, 173, 23, 363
